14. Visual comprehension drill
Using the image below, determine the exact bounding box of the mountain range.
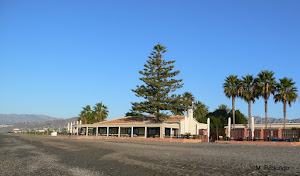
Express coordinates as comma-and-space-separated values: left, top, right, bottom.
0, 114, 61, 125
252, 116, 300, 124
0, 116, 78, 133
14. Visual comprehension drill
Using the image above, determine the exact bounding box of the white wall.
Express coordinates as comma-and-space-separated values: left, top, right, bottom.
180, 109, 207, 135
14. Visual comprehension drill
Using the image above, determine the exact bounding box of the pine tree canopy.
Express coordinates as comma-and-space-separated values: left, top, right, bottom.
131, 44, 183, 122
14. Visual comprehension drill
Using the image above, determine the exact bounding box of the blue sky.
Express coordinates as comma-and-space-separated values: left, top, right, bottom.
1, 1, 299, 120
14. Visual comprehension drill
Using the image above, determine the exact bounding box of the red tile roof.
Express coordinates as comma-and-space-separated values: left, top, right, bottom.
95, 115, 185, 124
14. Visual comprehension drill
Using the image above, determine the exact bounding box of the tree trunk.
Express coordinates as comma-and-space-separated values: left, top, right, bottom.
265, 83, 268, 129
232, 97, 235, 129
284, 100, 287, 129
248, 100, 251, 130
216, 126, 219, 140
265, 99, 268, 129
99, 111, 102, 121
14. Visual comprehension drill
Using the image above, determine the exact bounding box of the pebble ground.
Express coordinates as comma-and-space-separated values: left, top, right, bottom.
0, 134, 299, 175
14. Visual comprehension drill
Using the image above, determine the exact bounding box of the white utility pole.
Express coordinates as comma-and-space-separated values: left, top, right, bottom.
228, 117, 231, 139
251, 116, 254, 140
207, 118, 210, 142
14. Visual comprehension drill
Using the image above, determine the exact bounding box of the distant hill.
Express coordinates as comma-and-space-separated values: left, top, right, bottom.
0, 114, 61, 125
0, 117, 79, 133
252, 116, 300, 124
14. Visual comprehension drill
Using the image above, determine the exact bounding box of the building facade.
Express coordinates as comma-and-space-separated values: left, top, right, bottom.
73, 109, 207, 138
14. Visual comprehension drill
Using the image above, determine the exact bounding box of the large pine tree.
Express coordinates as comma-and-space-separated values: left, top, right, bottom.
131, 44, 183, 122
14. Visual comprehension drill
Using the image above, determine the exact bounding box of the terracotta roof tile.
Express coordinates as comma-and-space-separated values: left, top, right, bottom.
95, 115, 185, 124
163, 116, 185, 122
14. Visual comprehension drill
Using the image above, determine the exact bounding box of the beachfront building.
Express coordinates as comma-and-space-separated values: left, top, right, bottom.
73, 109, 207, 138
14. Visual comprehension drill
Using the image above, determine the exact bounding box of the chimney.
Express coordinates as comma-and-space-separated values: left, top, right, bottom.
188, 109, 193, 119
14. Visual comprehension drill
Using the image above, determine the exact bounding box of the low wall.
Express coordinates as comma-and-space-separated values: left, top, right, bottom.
226, 127, 300, 140
67, 135, 203, 143
215, 140, 300, 146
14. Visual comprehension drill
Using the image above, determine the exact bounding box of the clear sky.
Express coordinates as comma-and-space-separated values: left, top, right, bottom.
1, 1, 300, 120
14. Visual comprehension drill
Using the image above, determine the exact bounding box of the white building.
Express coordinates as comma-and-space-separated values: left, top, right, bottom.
13, 128, 20, 133
74, 109, 207, 138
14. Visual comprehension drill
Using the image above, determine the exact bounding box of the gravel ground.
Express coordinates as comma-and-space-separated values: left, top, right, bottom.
0, 134, 299, 176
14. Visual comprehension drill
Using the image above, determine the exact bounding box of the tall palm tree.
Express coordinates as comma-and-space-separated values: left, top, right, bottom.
223, 75, 241, 128
93, 102, 109, 122
241, 75, 259, 129
274, 77, 298, 129
256, 70, 276, 129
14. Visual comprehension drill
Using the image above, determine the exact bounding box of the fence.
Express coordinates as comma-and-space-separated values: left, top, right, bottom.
229, 129, 280, 141
246, 129, 261, 139
282, 129, 299, 141
264, 129, 279, 139
231, 129, 244, 140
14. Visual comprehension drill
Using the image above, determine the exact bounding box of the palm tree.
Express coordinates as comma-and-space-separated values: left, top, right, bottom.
182, 92, 195, 115
79, 105, 93, 124
93, 102, 109, 122
193, 101, 209, 122
170, 94, 185, 115
217, 104, 230, 113
241, 75, 259, 129
274, 77, 298, 129
223, 75, 241, 128
256, 70, 276, 129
